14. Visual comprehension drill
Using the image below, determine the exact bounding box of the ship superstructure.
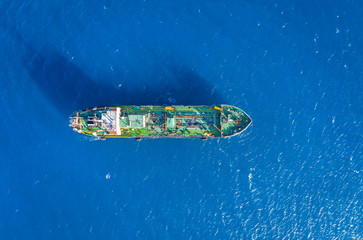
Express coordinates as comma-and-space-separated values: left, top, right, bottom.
69, 105, 251, 140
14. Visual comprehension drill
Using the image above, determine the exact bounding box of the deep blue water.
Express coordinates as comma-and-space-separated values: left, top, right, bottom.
0, 0, 362, 239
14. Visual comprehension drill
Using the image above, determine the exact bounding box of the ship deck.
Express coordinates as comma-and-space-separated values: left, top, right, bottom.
71, 105, 223, 138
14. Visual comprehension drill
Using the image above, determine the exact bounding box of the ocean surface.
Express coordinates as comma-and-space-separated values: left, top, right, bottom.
0, 0, 362, 239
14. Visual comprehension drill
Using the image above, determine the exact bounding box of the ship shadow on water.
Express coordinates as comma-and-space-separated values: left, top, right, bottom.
22, 44, 223, 116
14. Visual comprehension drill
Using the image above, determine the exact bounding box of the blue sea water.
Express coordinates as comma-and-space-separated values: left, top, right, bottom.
0, 0, 362, 239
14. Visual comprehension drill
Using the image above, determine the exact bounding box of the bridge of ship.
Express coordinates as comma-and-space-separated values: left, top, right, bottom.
72, 106, 224, 138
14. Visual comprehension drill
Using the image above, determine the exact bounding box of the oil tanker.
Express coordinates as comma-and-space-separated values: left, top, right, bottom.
69, 105, 251, 140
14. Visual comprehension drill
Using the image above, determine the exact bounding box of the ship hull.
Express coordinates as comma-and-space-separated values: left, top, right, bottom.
70, 105, 251, 139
